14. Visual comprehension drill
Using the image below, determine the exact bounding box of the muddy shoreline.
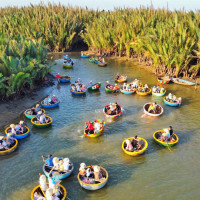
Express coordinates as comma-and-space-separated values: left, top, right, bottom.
0, 74, 56, 129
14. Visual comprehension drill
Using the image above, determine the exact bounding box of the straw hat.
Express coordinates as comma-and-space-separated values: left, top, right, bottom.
19, 121, 24, 124
53, 157, 59, 165
115, 84, 117, 86
106, 81, 109, 84
39, 174, 47, 182
38, 111, 42, 114
94, 165, 100, 172
80, 163, 86, 169
52, 95, 55, 97
36, 104, 40, 107
10, 124, 15, 128
0, 136, 4, 140
46, 188, 53, 196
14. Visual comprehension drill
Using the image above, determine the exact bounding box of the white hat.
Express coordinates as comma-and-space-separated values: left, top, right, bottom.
53, 157, 59, 164
93, 165, 100, 172
38, 111, 42, 114
0, 136, 4, 140
10, 124, 15, 128
63, 158, 70, 163
80, 163, 86, 169
36, 104, 40, 107
19, 121, 24, 124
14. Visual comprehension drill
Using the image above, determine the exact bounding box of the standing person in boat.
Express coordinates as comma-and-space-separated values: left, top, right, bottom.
131, 135, 138, 149
169, 126, 174, 138
42, 155, 54, 167
55, 73, 61, 82
115, 102, 121, 114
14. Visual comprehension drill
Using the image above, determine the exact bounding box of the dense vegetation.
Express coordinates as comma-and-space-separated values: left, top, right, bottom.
0, 34, 52, 98
0, 4, 200, 98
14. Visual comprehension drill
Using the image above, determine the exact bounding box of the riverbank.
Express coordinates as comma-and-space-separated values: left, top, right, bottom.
0, 74, 56, 128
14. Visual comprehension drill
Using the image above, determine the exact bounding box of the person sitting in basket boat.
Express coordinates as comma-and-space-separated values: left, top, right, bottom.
88, 80, 93, 88
85, 121, 94, 134
125, 136, 142, 152
29, 104, 41, 115
39, 113, 50, 124
113, 84, 119, 91
8, 122, 27, 136
143, 84, 149, 92
79, 163, 105, 184
148, 103, 157, 114
6, 133, 15, 146
159, 126, 175, 142
38, 173, 62, 199
0, 136, 9, 151
42, 154, 54, 167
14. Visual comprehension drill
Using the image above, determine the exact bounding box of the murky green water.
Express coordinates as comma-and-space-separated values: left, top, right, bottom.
0, 53, 200, 200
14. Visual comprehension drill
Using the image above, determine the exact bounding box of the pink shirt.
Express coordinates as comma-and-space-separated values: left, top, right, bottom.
52, 96, 56, 102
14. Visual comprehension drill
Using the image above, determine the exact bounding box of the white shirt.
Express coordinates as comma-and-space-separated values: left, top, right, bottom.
94, 123, 100, 131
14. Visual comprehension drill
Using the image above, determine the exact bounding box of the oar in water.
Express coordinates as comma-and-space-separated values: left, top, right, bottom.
166, 141, 173, 152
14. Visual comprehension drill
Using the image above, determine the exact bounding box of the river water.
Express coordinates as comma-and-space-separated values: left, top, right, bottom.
0, 53, 200, 200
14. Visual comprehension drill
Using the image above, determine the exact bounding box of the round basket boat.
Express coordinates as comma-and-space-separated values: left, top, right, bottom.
77, 166, 108, 190
143, 103, 163, 117
122, 137, 148, 156
115, 76, 127, 83
31, 116, 53, 128
120, 89, 136, 95
41, 101, 60, 108
43, 162, 74, 180
63, 63, 73, 69
84, 119, 105, 138
103, 104, 123, 119
136, 88, 152, 96
88, 82, 101, 91
31, 184, 67, 200
153, 130, 179, 147
98, 62, 107, 67
157, 76, 171, 84
71, 89, 87, 95
81, 55, 89, 58
5, 126, 30, 139
163, 97, 180, 107
24, 109, 45, 119
152, 90, 166, 97
0, 138, 18, 156
105, 86, 119, 93
59, 76, 71, 83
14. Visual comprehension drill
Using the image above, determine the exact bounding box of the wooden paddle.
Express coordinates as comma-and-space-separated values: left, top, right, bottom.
166, 141, 173, 152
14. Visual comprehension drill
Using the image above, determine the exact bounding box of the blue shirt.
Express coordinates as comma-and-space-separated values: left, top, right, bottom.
45, 158, 53, 166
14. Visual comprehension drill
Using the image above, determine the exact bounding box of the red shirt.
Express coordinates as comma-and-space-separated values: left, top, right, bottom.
89, 123, 93, 130
56, 74, 60, 79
